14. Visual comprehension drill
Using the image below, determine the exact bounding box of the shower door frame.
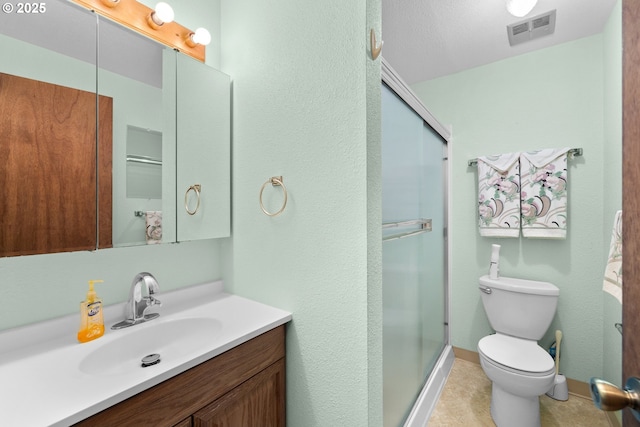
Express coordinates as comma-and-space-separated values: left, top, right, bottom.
381, 57, 453, 426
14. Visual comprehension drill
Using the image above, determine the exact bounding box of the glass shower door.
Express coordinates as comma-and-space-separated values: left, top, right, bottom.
382, 84, 446, 427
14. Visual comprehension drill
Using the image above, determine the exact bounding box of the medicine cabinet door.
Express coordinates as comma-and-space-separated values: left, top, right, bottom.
176, 53, 231, 241
98, 15, 177, 247
0, 0, 102, 256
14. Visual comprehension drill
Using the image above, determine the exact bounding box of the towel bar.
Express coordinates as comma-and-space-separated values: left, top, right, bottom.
467, 147, 583, 167
382, 219, 432, 241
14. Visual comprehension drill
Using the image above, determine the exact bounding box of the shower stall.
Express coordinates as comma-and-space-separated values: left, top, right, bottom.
381, 61, 453, 427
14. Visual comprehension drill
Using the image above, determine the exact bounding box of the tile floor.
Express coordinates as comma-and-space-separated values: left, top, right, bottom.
428, 359, 614, 426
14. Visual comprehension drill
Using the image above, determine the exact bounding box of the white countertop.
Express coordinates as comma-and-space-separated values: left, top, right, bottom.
0, 281, 291, 426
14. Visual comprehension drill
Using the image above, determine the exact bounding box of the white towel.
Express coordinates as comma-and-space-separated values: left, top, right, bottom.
477, 153, 521, 237
145, 211, 162, 244
603, 210, 622, 304
520, 148, 570, 239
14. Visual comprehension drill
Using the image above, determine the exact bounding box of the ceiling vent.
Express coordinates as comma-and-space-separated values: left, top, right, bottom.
507, 9, 556, 46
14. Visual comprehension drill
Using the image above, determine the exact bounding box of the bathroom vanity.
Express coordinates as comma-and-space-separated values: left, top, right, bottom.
75, 326, 285, 426
0, 282, 291, 426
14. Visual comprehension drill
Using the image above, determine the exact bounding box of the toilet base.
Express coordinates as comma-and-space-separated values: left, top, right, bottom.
490, 382, 541, 427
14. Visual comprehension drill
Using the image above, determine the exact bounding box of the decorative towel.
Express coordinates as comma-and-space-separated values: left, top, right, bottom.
520, 148, 570, 239
477, 152, 521, 237
603, 210, 622, 304
145, 211, 162, 244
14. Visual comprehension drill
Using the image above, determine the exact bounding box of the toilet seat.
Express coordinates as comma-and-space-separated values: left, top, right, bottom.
478, 334, 555, 377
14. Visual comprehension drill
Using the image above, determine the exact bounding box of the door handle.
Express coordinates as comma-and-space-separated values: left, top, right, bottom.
590, 377, 640, 421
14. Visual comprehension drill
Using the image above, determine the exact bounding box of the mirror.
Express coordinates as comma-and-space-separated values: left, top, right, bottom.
97, 15, 177, 247
0, 0, 230, 257
176, 53, 230, 241
0, 0, 103, 256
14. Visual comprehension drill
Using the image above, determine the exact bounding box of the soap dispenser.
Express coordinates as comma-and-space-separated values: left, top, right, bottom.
77, 279, 105, 343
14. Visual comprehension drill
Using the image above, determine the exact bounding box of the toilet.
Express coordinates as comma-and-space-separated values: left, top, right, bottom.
477, 274, 559, 427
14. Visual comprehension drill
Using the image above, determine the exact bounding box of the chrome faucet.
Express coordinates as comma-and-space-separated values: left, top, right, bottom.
112, 272, 162, 329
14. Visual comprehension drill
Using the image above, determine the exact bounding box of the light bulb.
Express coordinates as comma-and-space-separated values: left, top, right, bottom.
100, 0, 120, 7
506, 0, 537, 18
191, 28, 211, 46
150, 2, 174, 27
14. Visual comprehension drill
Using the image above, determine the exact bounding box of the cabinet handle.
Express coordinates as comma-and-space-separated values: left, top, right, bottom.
185, 184, 201, 215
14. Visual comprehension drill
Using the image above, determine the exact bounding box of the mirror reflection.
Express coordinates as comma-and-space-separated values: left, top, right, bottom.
0, 0, 103, 256
97, 15, 177, 248
0, 0, 180, 256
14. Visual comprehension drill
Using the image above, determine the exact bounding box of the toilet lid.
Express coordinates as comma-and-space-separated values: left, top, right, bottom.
478, 334, 555, 374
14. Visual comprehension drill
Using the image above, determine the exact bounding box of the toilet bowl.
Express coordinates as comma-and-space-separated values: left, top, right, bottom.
478, 334, 556, 427
477, 275, 559, 427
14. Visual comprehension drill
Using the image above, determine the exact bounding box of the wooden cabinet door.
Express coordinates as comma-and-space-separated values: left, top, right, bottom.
193, 359, 286, 427
0, 72, 112, 256
173, 417, 192, 427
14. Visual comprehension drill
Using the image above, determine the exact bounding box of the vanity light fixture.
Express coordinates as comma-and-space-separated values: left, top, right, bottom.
186, 28, 212, 47
71, 0, 206, 62
147, 2, 174, 29
506, 0, 538, 17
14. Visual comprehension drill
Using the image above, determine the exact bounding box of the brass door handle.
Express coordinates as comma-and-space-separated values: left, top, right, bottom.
590, 377, 640, 421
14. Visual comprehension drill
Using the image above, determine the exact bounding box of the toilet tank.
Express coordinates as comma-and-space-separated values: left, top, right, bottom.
479, 275, 559, 340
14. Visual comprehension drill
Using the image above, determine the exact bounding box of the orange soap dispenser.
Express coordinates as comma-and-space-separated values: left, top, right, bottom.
77, 279, 105, 343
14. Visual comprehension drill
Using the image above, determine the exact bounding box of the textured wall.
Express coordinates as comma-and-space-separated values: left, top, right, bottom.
413, 35, 608, 383
220, 0, 380, 425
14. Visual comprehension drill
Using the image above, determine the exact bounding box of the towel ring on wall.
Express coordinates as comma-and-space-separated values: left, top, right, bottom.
259, 176, 287, 217
185, 184, 201, 215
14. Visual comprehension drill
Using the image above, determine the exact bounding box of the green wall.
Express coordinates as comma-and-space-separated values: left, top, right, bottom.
413, 29, 619, 383
602, 3, 622, 424
220, 0, 382, 425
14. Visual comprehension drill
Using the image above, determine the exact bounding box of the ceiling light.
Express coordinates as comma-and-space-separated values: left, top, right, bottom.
506, 0, 538, 18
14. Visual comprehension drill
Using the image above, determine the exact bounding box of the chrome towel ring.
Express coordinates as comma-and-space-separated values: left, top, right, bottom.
259, 176, 287, 217
185, 184, 201, 215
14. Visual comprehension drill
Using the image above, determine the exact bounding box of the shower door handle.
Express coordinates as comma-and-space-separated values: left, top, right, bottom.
590, 377, 640, 421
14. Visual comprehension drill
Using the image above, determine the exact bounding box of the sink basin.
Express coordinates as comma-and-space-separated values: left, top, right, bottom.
79, 317, 222, 376
0, 281, 292, 426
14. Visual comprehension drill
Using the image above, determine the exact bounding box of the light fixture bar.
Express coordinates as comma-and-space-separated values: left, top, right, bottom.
71, 0, 206, 62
